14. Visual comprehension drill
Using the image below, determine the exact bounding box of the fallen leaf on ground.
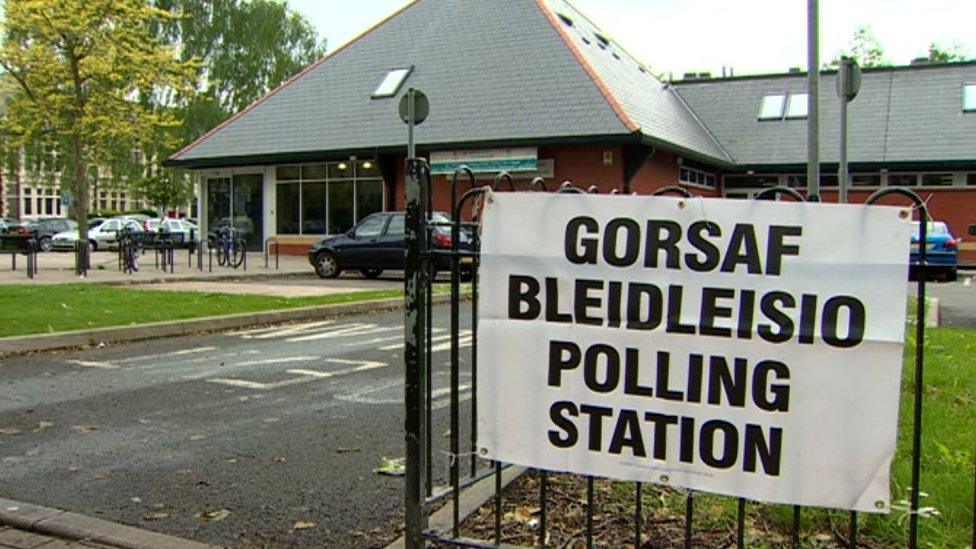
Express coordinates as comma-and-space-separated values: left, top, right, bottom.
0, 428, 21, 435
373, 457, 406, 476
273, 456, 286, 463
293, 520, 316, 530
196, 509, 231, 522
90, 470, 112, 480
143, 512, 169, 521
71, 425, 98, 434
24, 450, 39, 458
34, 421, 55, 431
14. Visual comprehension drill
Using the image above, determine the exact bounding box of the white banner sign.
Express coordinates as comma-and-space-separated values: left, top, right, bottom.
477, 192, 911, 513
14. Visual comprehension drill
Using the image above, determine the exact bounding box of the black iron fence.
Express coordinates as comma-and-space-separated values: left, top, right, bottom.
402, 161, 976, 548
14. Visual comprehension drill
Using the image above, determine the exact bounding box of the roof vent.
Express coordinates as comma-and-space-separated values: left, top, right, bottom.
557, 12, 574, 27
910, 57, 931, 66
698, 72, 711, 79
683, 72, 699, 80
788, 67, 803, 73
611, 52, 621, 61
638, 65, 647, 74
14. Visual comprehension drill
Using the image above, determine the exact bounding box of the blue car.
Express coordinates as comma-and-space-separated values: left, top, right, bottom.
910, 221, 958, 282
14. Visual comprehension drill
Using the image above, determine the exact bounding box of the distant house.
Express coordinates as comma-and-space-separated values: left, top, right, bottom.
164, 0, 976, 256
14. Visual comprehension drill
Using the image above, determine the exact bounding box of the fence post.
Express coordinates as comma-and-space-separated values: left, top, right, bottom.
404, 156, 429, 549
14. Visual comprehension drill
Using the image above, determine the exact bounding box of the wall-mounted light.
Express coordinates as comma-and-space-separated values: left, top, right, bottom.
338, 162, 349, 171
362, 161, 374, 170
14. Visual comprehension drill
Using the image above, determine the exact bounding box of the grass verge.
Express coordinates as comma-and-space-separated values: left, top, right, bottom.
461, 325, 976, 547
0, 283, 408, 338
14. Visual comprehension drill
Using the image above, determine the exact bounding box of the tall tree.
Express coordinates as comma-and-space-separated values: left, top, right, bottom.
0, 0, 195, 249
154, 0, 325, 143
927, 43, 970, 63
829, 26, 889, 68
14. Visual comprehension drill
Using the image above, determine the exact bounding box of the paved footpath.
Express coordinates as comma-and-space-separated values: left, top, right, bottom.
0, 304, 473, 548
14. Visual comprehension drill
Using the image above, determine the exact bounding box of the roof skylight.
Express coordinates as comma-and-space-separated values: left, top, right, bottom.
785, 93, 809, 118
964, 83, 976, 112
372, 67, 412, 99
758, 94, 786, 120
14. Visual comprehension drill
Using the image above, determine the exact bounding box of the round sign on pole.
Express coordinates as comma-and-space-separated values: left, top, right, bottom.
399, 89, 429, 125
837, 57, 862, 101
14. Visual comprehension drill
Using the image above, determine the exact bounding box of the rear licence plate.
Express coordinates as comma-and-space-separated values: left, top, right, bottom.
460, 257, 474, 265
910, 243, 936, 252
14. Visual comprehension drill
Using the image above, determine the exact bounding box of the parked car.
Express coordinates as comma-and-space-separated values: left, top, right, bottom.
0, 217, 24, 234
51, 218, 142, 251
14, 218, 78, 251
910, 220, 958, 282
308, 211, 475, 279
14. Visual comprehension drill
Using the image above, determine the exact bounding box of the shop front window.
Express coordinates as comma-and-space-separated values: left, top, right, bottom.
273, 160, 384, 236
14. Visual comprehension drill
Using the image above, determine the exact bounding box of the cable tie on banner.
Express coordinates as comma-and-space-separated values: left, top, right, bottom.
440, 450, 480, 467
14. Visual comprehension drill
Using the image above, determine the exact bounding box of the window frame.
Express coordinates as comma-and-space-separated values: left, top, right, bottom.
758, 94, 787, 120
371, 67, 413, 99
963, 82, 976, 112
785, 93, 809, 119
274, 160, 385, 236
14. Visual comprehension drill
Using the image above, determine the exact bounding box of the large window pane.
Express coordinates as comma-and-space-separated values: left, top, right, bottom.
329, 162, 354, 180
357, 160, 380, 178
302, 164, 327, 180
232, 174, 263, 251
276, 183, 301, 234
328, 181, 354, 234
759, 95, 785, 120
276, 165, 300, 181
302, 182, 327, 235
356, 179, 383, 222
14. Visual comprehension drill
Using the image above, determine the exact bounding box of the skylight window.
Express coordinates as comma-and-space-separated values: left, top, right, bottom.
964, 83, 976, 111
372, 67, 412, 99
557, 12, 574, 27
785, 93, 809, 118
593, 32, 610, 49
758, 94, 786, 120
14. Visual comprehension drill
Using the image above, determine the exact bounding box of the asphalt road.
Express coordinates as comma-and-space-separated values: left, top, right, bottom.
912, 274, 976, 328
0, 304, 474, 548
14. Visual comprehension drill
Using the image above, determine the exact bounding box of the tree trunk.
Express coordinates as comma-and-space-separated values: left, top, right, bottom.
69, 52, 88, 274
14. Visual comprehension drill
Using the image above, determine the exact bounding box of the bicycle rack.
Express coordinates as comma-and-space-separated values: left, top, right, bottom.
264, 237, 279, 270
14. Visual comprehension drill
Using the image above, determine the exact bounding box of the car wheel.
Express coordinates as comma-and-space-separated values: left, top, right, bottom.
39, 237, 52, 252
89, 240, 98, 252
460, 270, 474, 283
947, 268, 958, 282
361, 268, 383, 279
314, 251, 341, 279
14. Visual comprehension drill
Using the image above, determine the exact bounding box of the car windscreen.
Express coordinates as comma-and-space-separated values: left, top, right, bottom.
911, 221, 949, 237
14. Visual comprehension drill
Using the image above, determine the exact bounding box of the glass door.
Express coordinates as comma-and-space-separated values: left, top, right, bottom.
207, 175, 264, 252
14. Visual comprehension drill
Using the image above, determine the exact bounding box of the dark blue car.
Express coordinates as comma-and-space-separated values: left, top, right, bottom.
308, 211, 475, 279
910, 221, 958, 282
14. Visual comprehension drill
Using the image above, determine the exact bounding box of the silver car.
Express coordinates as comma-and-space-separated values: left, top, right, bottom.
52, 218, 143, 251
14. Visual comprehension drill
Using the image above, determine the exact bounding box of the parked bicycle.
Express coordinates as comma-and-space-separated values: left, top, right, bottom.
214, 226, 246, 268
119, 228, 141, 273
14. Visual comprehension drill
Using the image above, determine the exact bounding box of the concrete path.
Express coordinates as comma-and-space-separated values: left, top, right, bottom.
909, 274, 976, 328
0, 249, 309, 285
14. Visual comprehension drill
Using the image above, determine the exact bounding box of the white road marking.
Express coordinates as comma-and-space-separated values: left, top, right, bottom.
206, 359, 388, 390
240, 320, 337, 339
235, 356, 319, 367
285, 324, 399, 343
118, 346, 218, 364
348, 328, 445, 348
66, 360, 118, 370
379, 330, 471, 351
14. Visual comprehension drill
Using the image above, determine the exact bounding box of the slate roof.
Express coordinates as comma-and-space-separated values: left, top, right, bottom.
674, 62, 976, 167
167, 0, 976, 170
166, 0, 731, 168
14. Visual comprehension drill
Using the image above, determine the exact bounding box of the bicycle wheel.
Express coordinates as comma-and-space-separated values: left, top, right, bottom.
216, 241, 228, 266
229, 238, 246, 268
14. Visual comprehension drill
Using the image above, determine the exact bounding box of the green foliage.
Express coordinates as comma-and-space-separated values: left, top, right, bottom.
135, 172, 195, 210
0, 0, 197, 241
153, 0, 326, 145
828, 26, 889, 68
927, 43, 970, 63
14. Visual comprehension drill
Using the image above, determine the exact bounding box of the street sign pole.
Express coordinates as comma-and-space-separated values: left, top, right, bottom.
402, 88, 430, 549
837, 56, 861, 204
806, 0, 820, 202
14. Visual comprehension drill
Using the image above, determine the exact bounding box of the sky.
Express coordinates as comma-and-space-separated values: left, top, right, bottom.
286, 0, 975, 76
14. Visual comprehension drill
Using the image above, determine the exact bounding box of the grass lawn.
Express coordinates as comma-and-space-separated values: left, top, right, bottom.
0, 283, 408, 338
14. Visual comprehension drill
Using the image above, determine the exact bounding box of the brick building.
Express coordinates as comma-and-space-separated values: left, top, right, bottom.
164, 0, 976, 257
